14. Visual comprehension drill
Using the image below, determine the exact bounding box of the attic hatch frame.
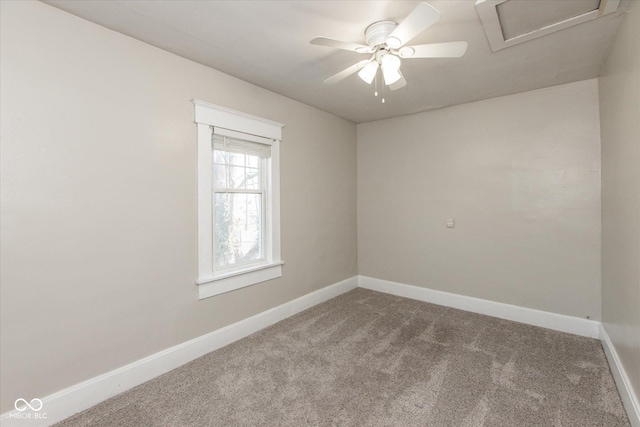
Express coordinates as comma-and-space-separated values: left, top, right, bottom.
476, 0, 620, 52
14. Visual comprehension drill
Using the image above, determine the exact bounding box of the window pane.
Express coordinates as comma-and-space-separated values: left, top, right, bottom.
215, 192, 263, 269
228, 152, 245, 166
247, 155, 260, 168
213, 163, 226, 188
213, 150, 226, 164
229, 166, 245, 189
213, 151, 262, 191
245, 167, 260, 190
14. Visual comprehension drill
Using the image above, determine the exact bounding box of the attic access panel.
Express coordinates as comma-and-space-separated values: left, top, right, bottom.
476, 0, 620, 51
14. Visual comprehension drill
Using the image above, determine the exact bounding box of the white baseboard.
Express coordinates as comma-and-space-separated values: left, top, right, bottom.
357, 275, 600, 338
600, 324, 640, 427
5, 275, 634, 426
0, 276, 358, 427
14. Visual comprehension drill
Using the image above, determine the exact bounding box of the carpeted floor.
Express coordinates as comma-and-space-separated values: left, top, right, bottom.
56, 288, 630, 426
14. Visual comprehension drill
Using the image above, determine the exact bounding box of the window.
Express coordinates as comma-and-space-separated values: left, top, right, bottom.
193, 100, 284, 299
213, 137, 266, 270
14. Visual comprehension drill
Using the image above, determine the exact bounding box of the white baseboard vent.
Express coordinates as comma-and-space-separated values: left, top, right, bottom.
0, 276, 358, 427
357, 275, 600, 338
600, 324, 640, 427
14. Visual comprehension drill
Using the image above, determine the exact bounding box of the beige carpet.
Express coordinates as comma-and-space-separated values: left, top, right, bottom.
56, 288, 629, 426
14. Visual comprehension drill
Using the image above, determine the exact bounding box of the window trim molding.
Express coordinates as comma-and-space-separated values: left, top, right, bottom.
193, 99, 283, 140
193, 99, 284, 300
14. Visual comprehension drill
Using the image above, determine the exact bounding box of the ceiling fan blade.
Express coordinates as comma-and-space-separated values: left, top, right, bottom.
324, 60, 371, 85
386, 2, 440, 48
388, 71, 407, 91
400, 41, 468, 58
311, 37, 373, 53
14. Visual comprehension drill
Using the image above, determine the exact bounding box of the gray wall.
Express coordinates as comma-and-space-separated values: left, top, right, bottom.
599, 2, 640, 405
357, 80, 602, 319
0, 1, 357, 412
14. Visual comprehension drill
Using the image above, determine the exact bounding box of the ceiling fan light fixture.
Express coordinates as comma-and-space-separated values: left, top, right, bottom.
382, 67, 402, 85
381, 54, 401, 85
358, 61, 379, 84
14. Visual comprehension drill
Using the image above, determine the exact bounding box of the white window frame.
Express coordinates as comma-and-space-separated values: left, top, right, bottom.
193, 100, 284, 299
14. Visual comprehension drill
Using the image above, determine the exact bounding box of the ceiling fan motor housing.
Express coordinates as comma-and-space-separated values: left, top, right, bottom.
364, 21, 398, 47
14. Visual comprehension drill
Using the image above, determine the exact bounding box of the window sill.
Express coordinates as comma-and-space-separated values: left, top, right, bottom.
196, 261, 284, 300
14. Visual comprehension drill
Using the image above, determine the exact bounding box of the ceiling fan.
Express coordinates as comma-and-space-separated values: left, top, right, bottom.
310, 2, 468, 93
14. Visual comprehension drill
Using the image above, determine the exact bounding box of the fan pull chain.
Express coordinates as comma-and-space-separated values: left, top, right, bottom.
373, 67, 385, 104
372, 67, 386, 104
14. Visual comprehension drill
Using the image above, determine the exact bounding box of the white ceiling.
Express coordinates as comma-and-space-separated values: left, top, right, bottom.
44, 0, 627, 124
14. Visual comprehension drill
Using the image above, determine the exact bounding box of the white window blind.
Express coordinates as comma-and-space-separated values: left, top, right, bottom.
212, 126, 273, 156
212, 134, 271, 158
